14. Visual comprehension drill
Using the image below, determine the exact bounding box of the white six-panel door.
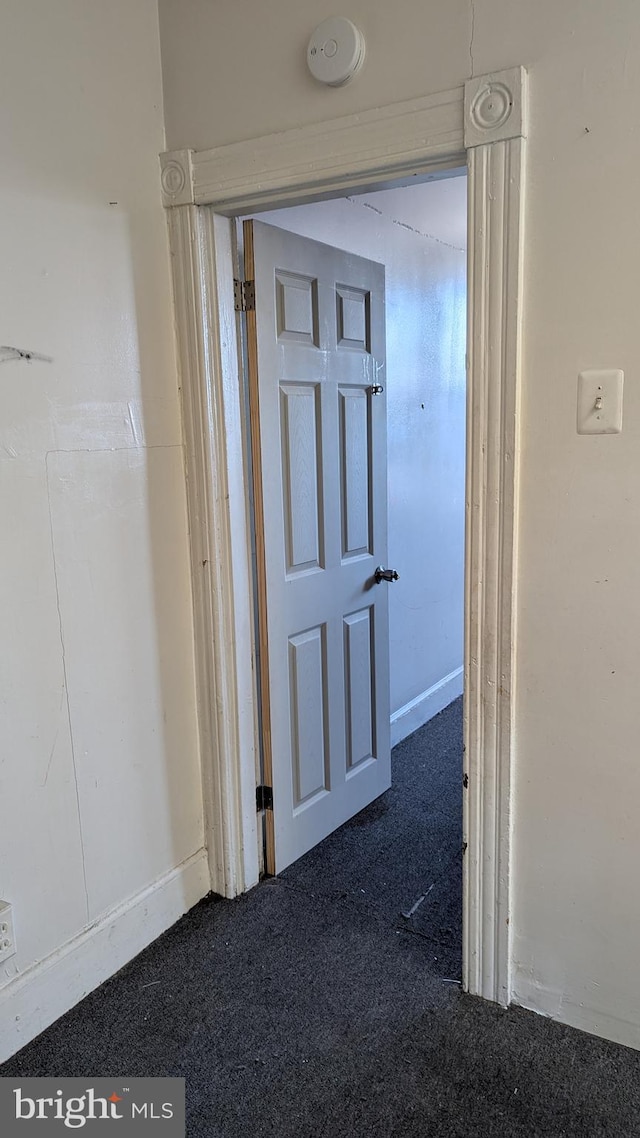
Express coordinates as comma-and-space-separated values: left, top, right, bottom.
244, 219, 391, 873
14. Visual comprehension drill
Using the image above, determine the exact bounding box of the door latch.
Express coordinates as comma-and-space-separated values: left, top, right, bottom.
374, 566, 399, 584
368, 383, 384, 395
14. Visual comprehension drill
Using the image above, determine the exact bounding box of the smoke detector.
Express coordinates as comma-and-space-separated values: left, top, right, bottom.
307, 18, 366, 87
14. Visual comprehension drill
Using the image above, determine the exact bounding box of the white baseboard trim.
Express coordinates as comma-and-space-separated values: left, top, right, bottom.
0, 848, 210, 1065
512, 987, 640, 1053
390, 666, 463, 747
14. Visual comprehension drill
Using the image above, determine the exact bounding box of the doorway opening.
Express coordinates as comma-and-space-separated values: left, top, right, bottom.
162, 68, 526, 1004
237, 171, 467, 974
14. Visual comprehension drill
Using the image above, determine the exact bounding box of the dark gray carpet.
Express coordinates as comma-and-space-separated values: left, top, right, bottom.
3, 698, 640, 1136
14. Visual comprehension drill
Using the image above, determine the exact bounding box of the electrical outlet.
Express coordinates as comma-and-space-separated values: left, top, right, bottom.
0, 901, 16, 963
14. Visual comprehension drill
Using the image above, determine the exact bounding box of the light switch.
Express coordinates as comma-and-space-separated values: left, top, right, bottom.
577, 369, 624, 434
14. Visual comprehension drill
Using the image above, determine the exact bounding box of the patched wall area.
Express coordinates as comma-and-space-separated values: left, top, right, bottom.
0, 0, 206, 1060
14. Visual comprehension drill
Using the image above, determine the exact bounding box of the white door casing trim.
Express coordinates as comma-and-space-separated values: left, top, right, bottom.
160, 67, 527, 1007
166, 205, 260, 897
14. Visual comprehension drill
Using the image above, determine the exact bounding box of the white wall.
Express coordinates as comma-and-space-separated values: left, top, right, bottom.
254, 177, 467, 742
0, 1, 207, 1062
158, 0, 640, 1049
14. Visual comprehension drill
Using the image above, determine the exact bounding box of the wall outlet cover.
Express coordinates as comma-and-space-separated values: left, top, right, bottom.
0, 901, 16, 964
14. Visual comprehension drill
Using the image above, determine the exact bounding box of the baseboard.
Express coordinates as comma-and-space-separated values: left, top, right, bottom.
512, 986, 640, 1053
390, 667, 463, 747
0, 848, 210, 1065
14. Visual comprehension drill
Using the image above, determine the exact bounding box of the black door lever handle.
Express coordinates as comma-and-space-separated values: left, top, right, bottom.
374, 566, 399, 584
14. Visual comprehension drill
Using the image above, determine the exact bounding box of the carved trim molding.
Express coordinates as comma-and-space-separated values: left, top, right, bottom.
165, 205, 259, 897
161, 87, 465, 212
464, 134, 526, 1004
160, 149, 195, 207
464, 66, 527, 148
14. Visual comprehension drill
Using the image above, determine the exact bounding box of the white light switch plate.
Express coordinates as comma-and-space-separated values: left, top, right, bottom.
577, 369, 624, 434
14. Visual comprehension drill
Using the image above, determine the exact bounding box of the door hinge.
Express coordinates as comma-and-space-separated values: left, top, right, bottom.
256, 784, 273, 812
234, 278, 255, 312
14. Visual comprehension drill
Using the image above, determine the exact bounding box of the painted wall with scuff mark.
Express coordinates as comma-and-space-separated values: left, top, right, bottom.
0, 0, 205, 1052
158, 0, 640, 1049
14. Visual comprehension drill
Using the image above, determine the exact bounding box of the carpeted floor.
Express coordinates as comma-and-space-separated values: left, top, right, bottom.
3, 698, 640, 1136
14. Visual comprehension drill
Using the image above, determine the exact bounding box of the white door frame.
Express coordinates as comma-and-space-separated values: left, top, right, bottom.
159, 66, 527, 1007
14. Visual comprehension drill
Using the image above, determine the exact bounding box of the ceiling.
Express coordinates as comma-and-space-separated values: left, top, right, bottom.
352, 171, 467, 251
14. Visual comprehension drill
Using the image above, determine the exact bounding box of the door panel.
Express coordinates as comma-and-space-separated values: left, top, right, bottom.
288, 625, 329, 808
276, 271, 319, 345
339, 387, 372, 559
336, 284, 371, 350
280, 383, 322, 574
343, 607, 375, 772
245, 218, 389, 873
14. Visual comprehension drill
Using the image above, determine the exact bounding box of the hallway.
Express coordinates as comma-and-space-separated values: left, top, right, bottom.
3, 700, 639, 1136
